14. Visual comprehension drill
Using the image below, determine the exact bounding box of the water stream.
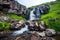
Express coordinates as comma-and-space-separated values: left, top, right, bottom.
11, 24, 29, 36
30, 8, 36, 20
12, 7, 41, 36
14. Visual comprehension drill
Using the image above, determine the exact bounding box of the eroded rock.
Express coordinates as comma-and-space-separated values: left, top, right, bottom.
10, 20, 25, 30
45, 29, 56, 36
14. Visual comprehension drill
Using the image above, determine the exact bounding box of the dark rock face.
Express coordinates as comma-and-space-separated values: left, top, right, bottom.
0, 0, 29, 18
33, 4, 50, 16
39, 21, 47, 31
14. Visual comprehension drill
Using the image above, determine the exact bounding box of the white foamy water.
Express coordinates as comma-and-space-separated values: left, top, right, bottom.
12, 25, 28, 36
30, 8, 36, 20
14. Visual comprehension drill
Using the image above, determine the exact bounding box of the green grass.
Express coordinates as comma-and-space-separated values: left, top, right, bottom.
28, 1, 60, 31
0, 21, 11, 31
0, 13, 26, 31
40, 1, 60, 31
7, 13, 26, 20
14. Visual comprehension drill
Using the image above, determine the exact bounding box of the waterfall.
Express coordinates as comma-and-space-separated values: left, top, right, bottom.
29, 8, 36, 20
29, 7, 41, 20
11, 7, 41, 36
11, 24, 28, 36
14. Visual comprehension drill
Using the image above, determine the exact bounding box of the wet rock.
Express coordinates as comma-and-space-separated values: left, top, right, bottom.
0, 16, 8, 21
37, 31, 46, 37
45, 30, 52, 36
39, 21, 47, 31
27, 20, 40, 31
45, 29, 56, 36
10, 20, 25, 30
10, 23, 25, 30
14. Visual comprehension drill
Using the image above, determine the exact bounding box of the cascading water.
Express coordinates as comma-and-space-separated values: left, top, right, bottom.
11, 7, 41, 36
11, 24, 28, 36
11, 8, 36, 36
30, 8, 36, 20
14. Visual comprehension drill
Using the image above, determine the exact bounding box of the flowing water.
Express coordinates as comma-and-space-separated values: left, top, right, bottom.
11, 24, 28, 36
30, 8, 36, 20
12, 8, 36, 36
11, 7, 60, 40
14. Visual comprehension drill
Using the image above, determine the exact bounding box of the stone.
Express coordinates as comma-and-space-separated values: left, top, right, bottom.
10, 20, 25, 30
10, 23, 25, 30
8, 9, 17, 14
45, 29, 56, 36
10, 23, 17, 30
39, 21, 47, 31
37, 31, 46, 37
45, 30, 52, 36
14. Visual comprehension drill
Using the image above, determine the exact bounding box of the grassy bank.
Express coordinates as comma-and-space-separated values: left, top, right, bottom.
0, 13, 26, 31
40, 1, 60, 31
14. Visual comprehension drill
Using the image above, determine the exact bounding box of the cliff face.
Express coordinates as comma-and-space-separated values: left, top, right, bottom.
0, 0, 29, 15
0, 0, 30, 19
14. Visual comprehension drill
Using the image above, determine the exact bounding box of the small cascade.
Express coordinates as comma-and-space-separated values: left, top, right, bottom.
11, 24, 28, 36
29, 8, 36, 20
11, 7, 42, 37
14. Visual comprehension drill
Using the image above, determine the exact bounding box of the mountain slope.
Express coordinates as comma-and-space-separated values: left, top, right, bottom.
40, 1, 60, 31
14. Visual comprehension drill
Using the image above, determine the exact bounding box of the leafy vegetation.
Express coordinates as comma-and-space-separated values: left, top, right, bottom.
0, 21, 11, 31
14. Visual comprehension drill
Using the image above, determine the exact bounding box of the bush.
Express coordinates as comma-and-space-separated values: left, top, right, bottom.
0, 21, 11, 31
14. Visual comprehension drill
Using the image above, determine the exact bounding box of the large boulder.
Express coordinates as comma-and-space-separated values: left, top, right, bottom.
45, 29, 56, 36
39, 21, 47, 31
37, 31, 46, 37
10, 20, 25, 30
27, 20, 40, 31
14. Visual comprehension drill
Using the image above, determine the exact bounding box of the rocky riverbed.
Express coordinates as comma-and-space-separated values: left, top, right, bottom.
0, 16, 60, 40
0, 31, 60, 40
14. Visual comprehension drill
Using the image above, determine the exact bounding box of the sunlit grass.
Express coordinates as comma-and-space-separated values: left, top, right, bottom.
40, 1, 60, 31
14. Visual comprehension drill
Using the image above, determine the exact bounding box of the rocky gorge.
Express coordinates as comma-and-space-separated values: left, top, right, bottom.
0, 0, 60, 40
0, 7, 59, 40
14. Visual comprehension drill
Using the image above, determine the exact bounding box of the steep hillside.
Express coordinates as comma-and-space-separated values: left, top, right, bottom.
40, 1, 60, 31
0, 13, 26, 31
